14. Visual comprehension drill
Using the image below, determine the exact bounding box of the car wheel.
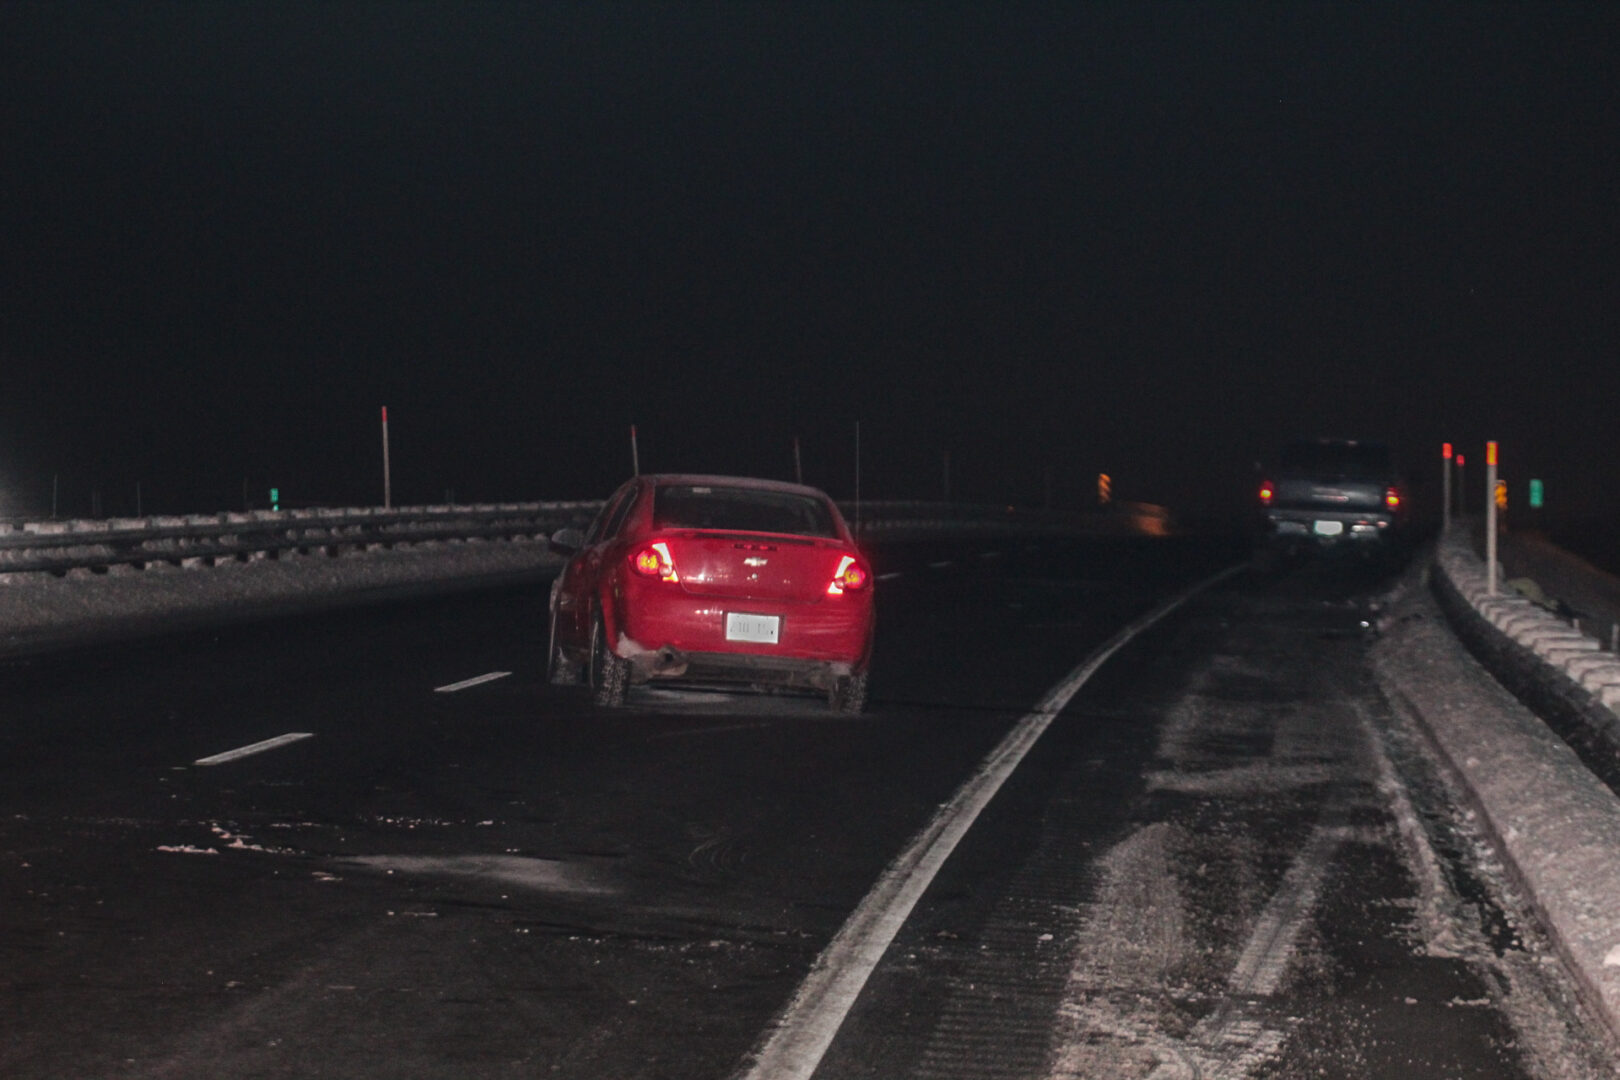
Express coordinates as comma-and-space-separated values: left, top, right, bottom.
547, 604, 581, 685
829, 670, 869, 715
589, 612, 629, 707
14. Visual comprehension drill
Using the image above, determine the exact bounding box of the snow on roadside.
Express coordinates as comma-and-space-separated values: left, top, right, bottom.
0, 538, 561, 657
1373, 557, 1620, 1047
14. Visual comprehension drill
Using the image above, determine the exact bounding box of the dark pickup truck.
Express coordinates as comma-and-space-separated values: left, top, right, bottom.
1257, 439, 1408, 556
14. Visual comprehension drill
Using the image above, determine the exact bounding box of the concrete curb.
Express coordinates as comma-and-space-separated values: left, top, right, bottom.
1401, 531, 1620, 1043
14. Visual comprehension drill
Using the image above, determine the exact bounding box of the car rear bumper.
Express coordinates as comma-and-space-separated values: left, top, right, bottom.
614, 587, 872, 665
619, 644, 855, 691
1263, 509, 1398, 543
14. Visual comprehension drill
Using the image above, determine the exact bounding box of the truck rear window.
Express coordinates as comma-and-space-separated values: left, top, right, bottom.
1277, 441, 1393, 479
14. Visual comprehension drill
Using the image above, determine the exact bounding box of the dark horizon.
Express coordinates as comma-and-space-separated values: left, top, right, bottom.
4, 3, 1617, 522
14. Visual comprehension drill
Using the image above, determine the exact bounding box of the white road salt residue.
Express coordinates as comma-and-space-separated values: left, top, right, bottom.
1047, 822, 1192, 1079
210, 824, 298, 855
344, 854, 615, 896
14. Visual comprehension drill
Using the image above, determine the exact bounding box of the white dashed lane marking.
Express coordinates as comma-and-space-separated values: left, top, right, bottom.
433, 671, 513, 693
194, 732, 314, 767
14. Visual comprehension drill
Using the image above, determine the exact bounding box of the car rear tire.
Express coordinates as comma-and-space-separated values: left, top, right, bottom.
589, 613, 629, 707
547, 604, 581, 685
829, 670, 869, 715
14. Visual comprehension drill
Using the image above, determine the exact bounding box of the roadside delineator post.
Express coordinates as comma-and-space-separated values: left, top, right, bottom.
381, 406, 392, 511
1486, 440, 1499, 596
1441, 443, 1452, 534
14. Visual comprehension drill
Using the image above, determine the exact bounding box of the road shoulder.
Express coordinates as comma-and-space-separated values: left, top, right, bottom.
1373, 559, 1620, 1050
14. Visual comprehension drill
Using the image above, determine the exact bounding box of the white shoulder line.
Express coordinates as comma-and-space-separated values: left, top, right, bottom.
737, 562, 1246, 1080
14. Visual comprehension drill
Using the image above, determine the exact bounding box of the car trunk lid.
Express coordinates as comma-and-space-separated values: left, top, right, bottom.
662, 532, 840, 602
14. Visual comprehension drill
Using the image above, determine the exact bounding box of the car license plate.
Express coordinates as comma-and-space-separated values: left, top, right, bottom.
725, 612, 780, 644
1313, 519, 1345, 536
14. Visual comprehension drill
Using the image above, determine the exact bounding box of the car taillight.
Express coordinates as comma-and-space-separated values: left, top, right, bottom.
1258, 481, 1274, 505
1385, 487, 1401, 510
631, 541, 679, 583
827, 554, 869, 596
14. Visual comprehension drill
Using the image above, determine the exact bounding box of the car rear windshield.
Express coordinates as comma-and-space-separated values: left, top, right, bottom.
653, 485, 838, 537
1277, 441, 1394, 479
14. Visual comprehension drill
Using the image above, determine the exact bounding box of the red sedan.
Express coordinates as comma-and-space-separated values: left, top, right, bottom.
546, 474, 875, 712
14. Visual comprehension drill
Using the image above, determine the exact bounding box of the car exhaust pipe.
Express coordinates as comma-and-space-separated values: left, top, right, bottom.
629, 644, 690, 682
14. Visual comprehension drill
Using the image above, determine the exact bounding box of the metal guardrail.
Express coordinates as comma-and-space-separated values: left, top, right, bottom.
0, 503, 602, 577
851, 499, 1170, 537
0, 499, 1172, 579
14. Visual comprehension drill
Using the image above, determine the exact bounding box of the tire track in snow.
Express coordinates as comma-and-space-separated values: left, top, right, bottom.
1047, 636, 1373, 1079
735, 565, 1245, 1080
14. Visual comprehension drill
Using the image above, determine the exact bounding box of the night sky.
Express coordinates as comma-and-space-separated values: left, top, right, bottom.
3, 3, 1617, 522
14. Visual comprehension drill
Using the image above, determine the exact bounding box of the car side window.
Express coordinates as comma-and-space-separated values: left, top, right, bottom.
585, 486, 632, 545
600, 486, 641, 541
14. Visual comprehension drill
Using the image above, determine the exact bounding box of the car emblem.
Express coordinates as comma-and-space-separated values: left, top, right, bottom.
744, 556, 769, 567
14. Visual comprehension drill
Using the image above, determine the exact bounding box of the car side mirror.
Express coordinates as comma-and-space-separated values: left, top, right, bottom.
549, 527, 585, 556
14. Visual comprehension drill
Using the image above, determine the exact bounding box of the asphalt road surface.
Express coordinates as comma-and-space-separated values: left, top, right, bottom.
2, 536, 1614, 1079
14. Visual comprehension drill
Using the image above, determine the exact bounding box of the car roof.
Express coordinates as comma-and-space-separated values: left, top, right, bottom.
638, 473, 835, 499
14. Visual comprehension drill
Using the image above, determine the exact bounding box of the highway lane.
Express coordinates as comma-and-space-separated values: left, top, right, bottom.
810, 554, 1615, 1080
1, 537, 1613, 1078
3, 536, 1198, 1080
